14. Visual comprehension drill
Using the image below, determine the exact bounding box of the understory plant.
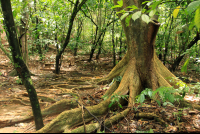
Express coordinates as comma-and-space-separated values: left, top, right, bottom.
135, 82, 189, 107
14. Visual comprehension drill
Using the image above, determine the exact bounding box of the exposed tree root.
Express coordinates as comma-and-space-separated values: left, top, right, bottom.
0, 99, 78, 128
33, 52, 192, 133
67, 108, 130, 133
135, 112, 167, 125
36, 99, 111, 133
97, 54, 128, 85
3, 51, 196, 132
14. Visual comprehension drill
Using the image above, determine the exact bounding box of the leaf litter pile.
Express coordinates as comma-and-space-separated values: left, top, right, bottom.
0, 47, 200, 133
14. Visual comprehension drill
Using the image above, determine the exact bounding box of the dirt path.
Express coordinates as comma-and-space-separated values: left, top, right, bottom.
0, 47, 113, 133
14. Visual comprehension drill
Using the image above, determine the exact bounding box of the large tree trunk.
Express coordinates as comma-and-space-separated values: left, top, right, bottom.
35, 0, 186, 133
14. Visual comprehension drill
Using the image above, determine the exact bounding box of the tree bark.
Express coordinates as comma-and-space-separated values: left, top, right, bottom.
0, 0, 44, 130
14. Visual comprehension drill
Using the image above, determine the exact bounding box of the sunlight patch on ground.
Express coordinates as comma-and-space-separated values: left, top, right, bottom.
184, 95, 200, 103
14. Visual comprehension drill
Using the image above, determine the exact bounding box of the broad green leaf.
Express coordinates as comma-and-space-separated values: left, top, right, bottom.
148, 90, 152, 98
149, 129, 154, 133
187, 0, 200, 14
139, 94, 145, 103
152, 87, 166, 96
125, 14, 132, 26
116, 10, 125, 14
194, 6, 200, 29
163, 102, 167, 106
141, 14, 150, 23
173, 6, 180, 18
149, 9, 156, 17
111, 5, 122, 9
166, 93, 174, 103
142, 1, 150, 5
118, 103, 123, 108
132, 11, 142, 21
181, 58, 190, 73
156, 100, 161, 106
117, 0, 123, 7
108, 102, 113, 108
126, 5, 138, 11
149, 1, 161, 9
189, 22, 195, 30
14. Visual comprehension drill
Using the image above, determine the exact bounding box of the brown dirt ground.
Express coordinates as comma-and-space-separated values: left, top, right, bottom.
0, 45, 200, 133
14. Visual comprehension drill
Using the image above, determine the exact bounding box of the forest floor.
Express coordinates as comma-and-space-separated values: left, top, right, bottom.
0, 46, 200, 133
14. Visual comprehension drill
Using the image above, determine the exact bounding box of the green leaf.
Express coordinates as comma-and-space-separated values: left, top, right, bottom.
163, 102, 167, 106
142, 1, 150, 5
139, 94, 145, 103
166, 93, 174, 103
187, 0, 200, 14
156, 100, 161, 106
149, 1, 162, 9
148, 90, 152, 98
126, 5, 138, 11
141, 14, 150, 23
194, 6, 200, 29
153, 87, 166, 96
173, 6, 181, 18
189, 22, 195, 30
132, 11, 142, 21
111, 5, 122, 9
125, 14, 132, 26
181, 58, 190, 73
108, 103, 112, 108
118, 103, 123, 108
117, 0, 123, 7
149, 128, 154, 133
116, 10, 125, 14
149, 9, 156, 17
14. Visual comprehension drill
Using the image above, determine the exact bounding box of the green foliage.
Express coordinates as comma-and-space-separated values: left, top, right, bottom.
16, 77, 22, 84
136, 86, 185, 106
109, 76, 122, 86
112, 0, 161, 25
108, 93, 128, 108
136, 128, 154, 133
194, 5, 200, 29
186, 0, 200, 14
111, 0, 123, 9
181, 58, 190, 74
186, 0, 200, 30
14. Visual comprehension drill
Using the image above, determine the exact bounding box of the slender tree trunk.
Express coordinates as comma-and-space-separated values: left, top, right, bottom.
171, 32, 200, 71
119, 28, 123, 61
163, 16, 173, 65
0, 0, 44, 130
34, 0, 42, 61
112, 13, 116, 67
74, 18, 83, 56
96, 31, 106, 59
20, 0, 29, 65
55, 0, 87, 74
